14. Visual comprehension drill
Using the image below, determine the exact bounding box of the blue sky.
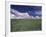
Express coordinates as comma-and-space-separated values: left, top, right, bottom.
11, 5, 42, 17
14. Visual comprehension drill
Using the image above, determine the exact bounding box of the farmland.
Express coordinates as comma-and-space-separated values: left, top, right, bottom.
11, 19, 42, 32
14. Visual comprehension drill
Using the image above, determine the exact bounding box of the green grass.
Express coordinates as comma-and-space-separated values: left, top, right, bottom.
11, 19, 42, 32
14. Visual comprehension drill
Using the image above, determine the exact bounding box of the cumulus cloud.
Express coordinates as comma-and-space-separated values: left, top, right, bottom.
11, 9, 31, 19
11, 9, 30, 16
11, 9, 41, 19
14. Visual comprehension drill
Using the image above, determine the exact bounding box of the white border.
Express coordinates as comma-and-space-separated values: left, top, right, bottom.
6, 1, 46, 37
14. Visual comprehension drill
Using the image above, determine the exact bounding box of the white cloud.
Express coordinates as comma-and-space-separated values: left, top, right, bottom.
11, 9, 31, 19
11, 9, 41, 19
35, 16, 41, 19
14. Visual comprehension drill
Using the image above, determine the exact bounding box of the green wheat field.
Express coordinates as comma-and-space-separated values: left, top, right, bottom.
11, 19, 42, 32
